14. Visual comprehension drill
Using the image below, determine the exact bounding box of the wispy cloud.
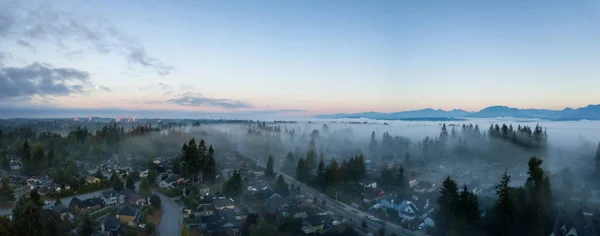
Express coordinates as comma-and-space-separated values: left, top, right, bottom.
166, 92, 254, 109
16, 39, 36, 52
139, 83, 171, 90
97, 86, 111, 92
0, 62, 91, 99
0, 1, 172, 76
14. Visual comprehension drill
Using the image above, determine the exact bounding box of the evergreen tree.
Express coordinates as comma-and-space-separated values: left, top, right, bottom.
0, 177, 14, 203
79, 214, 94, 236
274, 175, 289, 196
458, 185, 481, 234
223, 170, 243, 198
54, 197, 62, 206
46, 148, 55, 168
150, 194, 162, 208
181, 224, 190, 236
21, 140, 32, 176
326, 159, 341, 187
0, 216, 12, 236
317, 158, 326, 188
125, 174, 135, 190
369, 131, 378, 154
203, 145, 217, 183
285, 151, 295, 165
494, 170, 517, 236
93, 168, 104, 180
172, 158, 182, 175
295, 159, 309, 183
436, 176, 459, 236
595, 141, 600, 178
32, 145, 45, 175
265, 155, 275, 178
0, 148, 9, 171
112, 173, 123, 191
525, 157, 552, 236
397, 165, 407, 189
140, 177, 152, 198
12, 195, 46, 236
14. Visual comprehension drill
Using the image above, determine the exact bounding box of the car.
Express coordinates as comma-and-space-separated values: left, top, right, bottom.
367, 215, 385, 224
138, 224, 146, 229
43, 200, 51, 205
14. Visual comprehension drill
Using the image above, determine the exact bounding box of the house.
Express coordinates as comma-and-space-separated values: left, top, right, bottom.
159, 174, 182, 189
304, 215, 329, 233
397, 200, 420, 220
197, 204, 216, 216
265, 193, 288, 212
99, 190, 125, 206
121, 189, 146, 205
362, 188, 387, 204
358, 179, 377, 189
85, 176, 101, 184
281, 206, 311, 219
414, 181, 437, 193
68, 197, 103, 214
116, 205, 140, 225
214, 198, 235, 210
412, 196, 433, 218
52, 204, 74, 221
98, 215, 123, 236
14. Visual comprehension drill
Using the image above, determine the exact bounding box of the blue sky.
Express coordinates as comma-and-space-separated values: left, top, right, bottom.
0, 0, 599, 118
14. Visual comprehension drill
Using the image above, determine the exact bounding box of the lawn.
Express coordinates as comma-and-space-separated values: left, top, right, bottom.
209, 179, 226, 194
146, 208, 162, 227
89, 206, 119, 219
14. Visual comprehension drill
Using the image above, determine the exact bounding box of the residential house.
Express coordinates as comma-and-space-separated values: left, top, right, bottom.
121, 189, 147, 205
159, 174, 182, 189
85, 176, 101, 184
98, 215, 123, 236
304, 215, 330, 234
412, 196, 433, 219
396, 200, 420, 220
362, 188, 387, 204
68, 197, 103, 214
281, 206, 311, 219
197, 204, 216, 216
358, 179, 377, 189
214, 198, 235, 210
265, 193, 289, 212
99, 190, 125, 206
52, 204, 74, 221
414, 181, 437, 193
116, 205, 140, 225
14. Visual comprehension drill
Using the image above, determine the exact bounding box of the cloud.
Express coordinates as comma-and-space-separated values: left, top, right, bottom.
16, 39, 36, 52
139, 82, 171, 90
0, 62, 91, 99
167, 92, 254, 109
97, 86, 111, 92
0, 1, 172, 76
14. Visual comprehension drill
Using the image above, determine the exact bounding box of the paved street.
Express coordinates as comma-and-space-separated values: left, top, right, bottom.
155, 192, 183, 236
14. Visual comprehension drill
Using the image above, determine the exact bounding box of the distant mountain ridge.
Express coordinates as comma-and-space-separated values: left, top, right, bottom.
313, 105, 600, 121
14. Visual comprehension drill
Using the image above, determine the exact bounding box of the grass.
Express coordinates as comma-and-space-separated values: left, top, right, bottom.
210, 179, 226, 194
146, 208, 162, 227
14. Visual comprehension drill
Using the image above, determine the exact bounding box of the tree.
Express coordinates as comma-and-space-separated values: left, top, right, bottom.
0, 177, 15, 203
112, 176, 123, 191
279, 215, 300, 233
79, 214, 94, 236
0, 149, 9, 171
172, 158, 182, 175
361, 219, 367, 230
436, 175, 459, 235
203, 145, 217, 183
12, 195, 45, 236
316, 158, 326, 188
249, 220, 278, 236
595, 141, 600, 178
525, 157, 552, 236
0, 216, 13, 236
397, 165, 408, 190
458, 185, 481, 234
223, 170, 243, 198
140, 177, 152, 197
286, 151, 295, 165
494, 170, 517, 236
378, 227, 386, 236
46, 148, 55, 168
274, 175, 289, 196
54, 197, 62, 206
150, 194, 161, 209
181, 224, 190, 236
125, 173, 135, 190
265, 155, 275, 178
295, 159, 309, 183
369, 131, 378, 154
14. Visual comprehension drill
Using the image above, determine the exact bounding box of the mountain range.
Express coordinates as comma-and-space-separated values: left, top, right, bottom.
313, 105, 600, 121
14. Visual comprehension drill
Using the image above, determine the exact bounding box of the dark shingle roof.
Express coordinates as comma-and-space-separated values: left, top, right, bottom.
116, 205, 138, 217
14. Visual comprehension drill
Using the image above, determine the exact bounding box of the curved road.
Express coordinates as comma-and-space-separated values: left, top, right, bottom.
155, 192, 183, 236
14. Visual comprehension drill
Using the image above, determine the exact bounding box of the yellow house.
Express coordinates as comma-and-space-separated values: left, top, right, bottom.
116, 206, 139, 225
85, 176, 101, 184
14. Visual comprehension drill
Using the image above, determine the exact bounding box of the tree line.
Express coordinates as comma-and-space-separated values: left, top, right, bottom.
434, 157, 554, 236
177, 138, 217, 184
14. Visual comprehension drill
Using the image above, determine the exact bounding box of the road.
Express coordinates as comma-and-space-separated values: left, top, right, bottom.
251, 157, 424, 236
155, 192, 183, 236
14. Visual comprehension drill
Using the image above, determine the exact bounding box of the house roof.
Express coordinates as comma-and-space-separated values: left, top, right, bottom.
100, 190, 123, 198
121, 189, 144, 201
305, 215, 329, 226
78, 198, 103, 208
85, 176, 99, 182
359, 179, 376, 185
69, 197, 81, 208
214, 198, 234, 208
164, 174, 181, 183
53, 204, 70, 214
265, 194, 287, 211
116, 205, 139, 217
362, 188, 386, 199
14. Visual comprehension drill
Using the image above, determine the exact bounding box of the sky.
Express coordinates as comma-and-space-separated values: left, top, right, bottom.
0, 0, 599, 118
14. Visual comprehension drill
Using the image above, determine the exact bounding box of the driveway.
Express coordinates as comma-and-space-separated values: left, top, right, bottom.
155, 192, 183, 236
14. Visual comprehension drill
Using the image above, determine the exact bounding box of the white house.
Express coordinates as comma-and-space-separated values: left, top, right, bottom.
99, 190, 125, 206
358, 179, 377, 189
